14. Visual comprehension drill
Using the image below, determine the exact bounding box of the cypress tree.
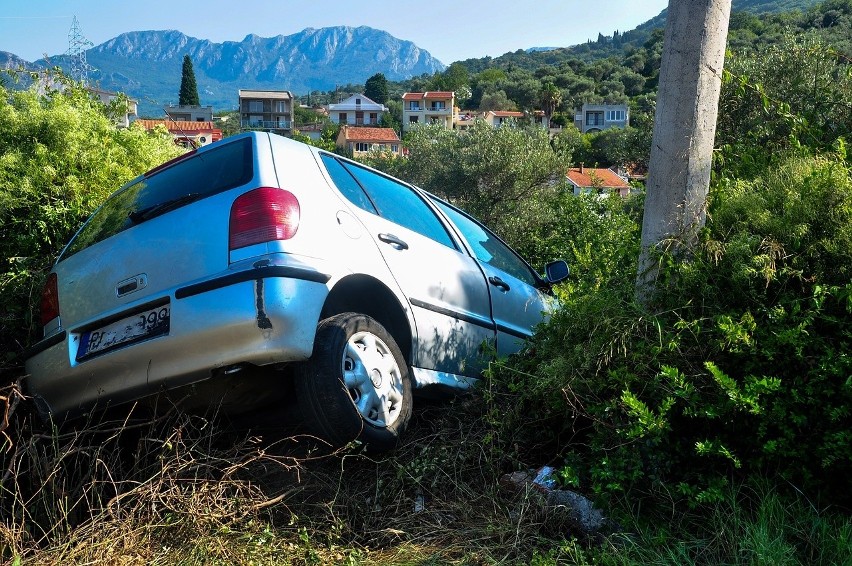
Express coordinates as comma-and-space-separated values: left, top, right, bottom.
364, 73, 389, 104
178, 54, 200, 106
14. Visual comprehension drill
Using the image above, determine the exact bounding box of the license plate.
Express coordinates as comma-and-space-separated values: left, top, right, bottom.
77, 304, 170, 360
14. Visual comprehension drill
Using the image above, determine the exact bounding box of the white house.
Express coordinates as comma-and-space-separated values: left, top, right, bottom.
328, 93, 387, 126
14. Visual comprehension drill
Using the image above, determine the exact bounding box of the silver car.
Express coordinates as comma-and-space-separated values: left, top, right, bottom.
25, 132, 568, 450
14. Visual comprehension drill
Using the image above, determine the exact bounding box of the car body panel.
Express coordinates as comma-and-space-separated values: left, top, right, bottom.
350, 210, 494, 377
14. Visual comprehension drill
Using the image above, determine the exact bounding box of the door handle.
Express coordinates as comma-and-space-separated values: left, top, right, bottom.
488, 276, 511, 292
378, 233, 409, 250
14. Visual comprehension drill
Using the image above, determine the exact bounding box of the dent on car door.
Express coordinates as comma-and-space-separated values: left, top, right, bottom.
432, 200, 550, 357
320, 155, 495, 377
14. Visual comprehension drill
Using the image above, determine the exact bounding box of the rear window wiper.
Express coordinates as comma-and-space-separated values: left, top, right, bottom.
128, 193, 203, 224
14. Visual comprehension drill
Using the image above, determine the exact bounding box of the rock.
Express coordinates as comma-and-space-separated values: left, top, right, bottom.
499, 467, 611, 536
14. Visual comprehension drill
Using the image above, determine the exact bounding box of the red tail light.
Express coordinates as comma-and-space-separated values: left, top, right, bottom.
229, 187, 300, 250
40, 272, 60, 327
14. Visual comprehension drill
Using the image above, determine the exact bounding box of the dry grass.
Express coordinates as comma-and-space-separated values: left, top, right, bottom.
3, 381, 848, 565
0, 384, 583, 565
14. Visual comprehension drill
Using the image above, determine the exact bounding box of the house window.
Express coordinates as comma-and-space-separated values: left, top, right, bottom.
339, 113, 348, 124
248, 101, 263, 113
409, 116, 419, 124
370, 113, 378, 124
586, 111, 604, 126
606, 109, 626, 121
276, 101, 289, 113
249, 115, 263, 125
391, 144, 399, 153
430, 101, 445, 110
409, 101, 421, 110
356, 142, 370, 152
356, 111, 364, 125
355, 98, 361, 105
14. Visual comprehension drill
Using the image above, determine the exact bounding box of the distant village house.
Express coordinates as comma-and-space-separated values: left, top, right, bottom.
566, 165, 632, 197
328, 93, 387, 126
336, 125, 401, 157
238, 89, 294, 135
135, 119, 222, 148
574, 103, 629, 133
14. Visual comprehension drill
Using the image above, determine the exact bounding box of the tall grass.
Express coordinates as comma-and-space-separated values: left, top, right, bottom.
1, 383, 849, 565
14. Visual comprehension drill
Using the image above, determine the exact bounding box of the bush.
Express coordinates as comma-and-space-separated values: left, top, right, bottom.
490, 151, 852, 509
0, 75, 181, 368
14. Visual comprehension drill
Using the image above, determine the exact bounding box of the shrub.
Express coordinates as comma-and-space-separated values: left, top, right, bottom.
0, 75, 181, 367
490, 151, 852, 509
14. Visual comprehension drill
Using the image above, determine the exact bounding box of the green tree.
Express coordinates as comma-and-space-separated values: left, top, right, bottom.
399, 121, 569, 253
431, 62, 472, 106
178, 54, 200, 106
364, 72, 389, 104
478, 90, 517, 111
0, 77, 181, 362
539, 82, 562, 127
718, 33, 852, 171
380, 99, 403, 134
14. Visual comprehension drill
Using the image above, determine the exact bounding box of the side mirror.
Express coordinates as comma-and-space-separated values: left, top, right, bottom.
544, 260, 569, 284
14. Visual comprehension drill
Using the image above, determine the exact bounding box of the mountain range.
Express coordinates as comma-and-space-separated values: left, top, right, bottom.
1, 26, 444, 115
0, 0, 823, 116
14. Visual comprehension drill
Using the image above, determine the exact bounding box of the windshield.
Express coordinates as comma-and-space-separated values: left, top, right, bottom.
60, 137, 253, 261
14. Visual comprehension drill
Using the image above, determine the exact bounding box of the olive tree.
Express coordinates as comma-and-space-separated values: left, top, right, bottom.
399, 121, 570, 256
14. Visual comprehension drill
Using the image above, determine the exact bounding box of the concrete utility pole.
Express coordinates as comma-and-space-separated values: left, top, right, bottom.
636, 0, 732, 297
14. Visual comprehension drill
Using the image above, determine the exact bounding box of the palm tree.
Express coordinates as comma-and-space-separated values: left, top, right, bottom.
539, 82, 562, 128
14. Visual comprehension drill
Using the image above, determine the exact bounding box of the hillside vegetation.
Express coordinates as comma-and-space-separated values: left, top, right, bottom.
2, 1, 852, 563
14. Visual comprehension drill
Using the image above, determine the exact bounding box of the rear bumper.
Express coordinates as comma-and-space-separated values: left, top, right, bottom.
24, 269, 330, 418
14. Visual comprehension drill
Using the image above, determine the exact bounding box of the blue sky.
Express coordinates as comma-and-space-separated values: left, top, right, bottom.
1, 0, 669, 65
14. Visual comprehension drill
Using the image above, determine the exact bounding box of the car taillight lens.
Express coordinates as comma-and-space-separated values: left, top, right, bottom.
40, 272, 59, 327
229, 187, 300, 251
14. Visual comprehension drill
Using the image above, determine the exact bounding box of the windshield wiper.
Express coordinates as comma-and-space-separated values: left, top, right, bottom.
128, 193, 202, 224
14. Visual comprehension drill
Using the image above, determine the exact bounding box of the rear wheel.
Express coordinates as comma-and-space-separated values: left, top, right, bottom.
295, 312, 412, 452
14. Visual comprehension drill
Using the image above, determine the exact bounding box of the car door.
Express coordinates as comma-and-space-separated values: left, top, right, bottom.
319, 155, 495, 378
432, 199, 553, 357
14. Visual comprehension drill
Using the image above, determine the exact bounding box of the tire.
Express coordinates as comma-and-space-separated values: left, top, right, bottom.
295, 312, 412, 452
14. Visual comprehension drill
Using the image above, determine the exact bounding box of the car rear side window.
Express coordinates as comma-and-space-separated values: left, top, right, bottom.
320, 154, 377, 214
337, 160, 456, 249
60, 138, 254, 260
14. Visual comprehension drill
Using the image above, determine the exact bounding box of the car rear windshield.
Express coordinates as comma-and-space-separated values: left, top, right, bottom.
60, 137, 254, 261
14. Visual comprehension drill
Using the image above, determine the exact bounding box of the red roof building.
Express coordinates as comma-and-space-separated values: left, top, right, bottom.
566, 166, 632, 197
401, 91, 455, 132
336, 125, 402, 156
135, 119, 223, 148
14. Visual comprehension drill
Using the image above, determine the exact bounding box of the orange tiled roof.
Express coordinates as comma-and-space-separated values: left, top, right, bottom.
491, 111, 524, 117
566, 167, 630, 188
340, 126, 400, 143
402, 91, 455, 100
136, 119, 217, 131
424, 91, 453, 99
